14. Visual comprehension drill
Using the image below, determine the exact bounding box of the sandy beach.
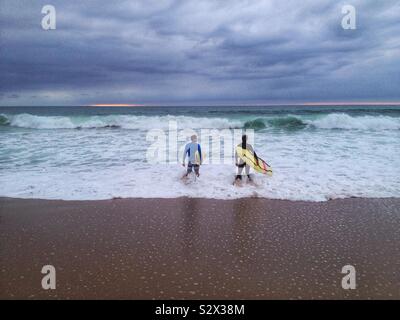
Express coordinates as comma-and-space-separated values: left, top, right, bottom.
0, 196, 399, 299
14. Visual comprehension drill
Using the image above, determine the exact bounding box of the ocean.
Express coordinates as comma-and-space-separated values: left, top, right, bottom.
1, 105, 399, 201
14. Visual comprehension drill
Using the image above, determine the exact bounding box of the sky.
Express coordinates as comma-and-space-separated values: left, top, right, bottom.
0, 0, 399, 106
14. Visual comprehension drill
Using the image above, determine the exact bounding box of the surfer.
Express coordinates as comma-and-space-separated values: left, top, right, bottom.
234, 134, 258, 183
182, 134, 203, 178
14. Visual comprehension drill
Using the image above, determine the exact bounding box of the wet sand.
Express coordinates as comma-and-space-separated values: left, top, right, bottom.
0, 197, 399, 299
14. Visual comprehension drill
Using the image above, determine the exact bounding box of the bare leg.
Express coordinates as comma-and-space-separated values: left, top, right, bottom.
194, 165, 200, 177
182, 163, 193, 179
245, 165, 252, 181
236, 166, 244, 180
234, 166, 244, 185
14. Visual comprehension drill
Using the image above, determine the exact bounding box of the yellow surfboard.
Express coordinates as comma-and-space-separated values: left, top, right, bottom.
194, 150, 206, 165
236, 146, 272, 176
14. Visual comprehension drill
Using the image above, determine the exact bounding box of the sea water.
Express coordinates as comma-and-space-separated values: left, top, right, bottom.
0, 105, 399, 201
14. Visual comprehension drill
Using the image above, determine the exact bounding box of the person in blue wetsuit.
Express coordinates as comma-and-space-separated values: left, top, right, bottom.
182, 135, 203, 178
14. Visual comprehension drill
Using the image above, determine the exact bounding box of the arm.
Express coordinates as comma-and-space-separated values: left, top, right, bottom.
251, 145, 260, 166
182, 144, 189, 166
235, 146, 239, 166
197, 144, 202, 164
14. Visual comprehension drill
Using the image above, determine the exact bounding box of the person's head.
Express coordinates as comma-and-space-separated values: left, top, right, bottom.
191, 135, 197, 142
242, 134, 247, 149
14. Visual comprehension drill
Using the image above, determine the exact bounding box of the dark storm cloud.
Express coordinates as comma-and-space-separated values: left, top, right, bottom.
0, 0, 399, 105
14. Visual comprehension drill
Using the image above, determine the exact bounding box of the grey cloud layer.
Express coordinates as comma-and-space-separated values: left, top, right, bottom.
0, 0, 399, 105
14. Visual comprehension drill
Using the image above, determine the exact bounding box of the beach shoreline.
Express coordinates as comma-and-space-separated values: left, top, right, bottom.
1, 196, 399, 299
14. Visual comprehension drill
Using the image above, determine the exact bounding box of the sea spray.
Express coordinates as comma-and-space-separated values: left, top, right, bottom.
306, 113, 400, 130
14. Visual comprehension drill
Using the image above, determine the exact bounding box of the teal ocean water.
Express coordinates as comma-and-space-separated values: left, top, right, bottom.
1, 105, 399, 200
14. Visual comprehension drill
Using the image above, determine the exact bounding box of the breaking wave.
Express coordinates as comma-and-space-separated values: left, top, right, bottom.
0, 114, 10, 126
244, 118, 266, 130
267, 116, 307, 130
307, 113, 400, 130
1, 113, 399, 131
0, 113, 241, 130
247, 114, 400, 131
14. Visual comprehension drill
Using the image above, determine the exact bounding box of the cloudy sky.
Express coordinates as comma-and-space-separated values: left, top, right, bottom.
0, 0, 399, 106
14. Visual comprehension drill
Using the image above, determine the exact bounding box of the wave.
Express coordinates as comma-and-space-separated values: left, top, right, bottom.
0, 114, 10, 126
0, 113, 241, 130
267, 116, 307, 130
247, 114, 400, 131
244, 118, 266, 130
244, 116, 306, 130
1, 112, 399, 131
307, 113, 400, 130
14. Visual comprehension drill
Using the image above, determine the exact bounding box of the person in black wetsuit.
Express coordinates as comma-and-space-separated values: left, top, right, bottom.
234, 134, 258, 183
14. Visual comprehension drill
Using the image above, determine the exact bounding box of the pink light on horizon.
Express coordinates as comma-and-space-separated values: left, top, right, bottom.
89, 104, 145, 107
